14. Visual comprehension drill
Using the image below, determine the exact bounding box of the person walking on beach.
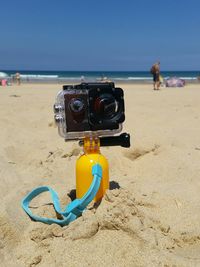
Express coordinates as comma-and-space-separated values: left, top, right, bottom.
150, 62, 160, 90
15, 72, 21, 85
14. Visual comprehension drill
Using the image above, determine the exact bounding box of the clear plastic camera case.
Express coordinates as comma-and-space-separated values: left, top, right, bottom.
54, 89, 123, 140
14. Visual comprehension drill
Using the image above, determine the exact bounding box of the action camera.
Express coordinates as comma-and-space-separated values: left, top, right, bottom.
54, 82, 126, 141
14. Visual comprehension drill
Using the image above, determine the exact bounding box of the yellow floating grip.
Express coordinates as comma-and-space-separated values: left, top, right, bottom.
76, 136, 109, 202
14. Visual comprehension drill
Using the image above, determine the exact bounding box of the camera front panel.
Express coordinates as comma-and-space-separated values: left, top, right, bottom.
64, 90, 90, 132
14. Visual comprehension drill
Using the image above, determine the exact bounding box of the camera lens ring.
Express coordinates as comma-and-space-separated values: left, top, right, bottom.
93, 93, 118, 120
69, 98, 85, 113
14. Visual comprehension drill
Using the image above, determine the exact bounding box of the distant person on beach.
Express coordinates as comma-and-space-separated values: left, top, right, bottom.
15, 72, 21, 85
80, 75, 85, 82
100, 74, 111, 82
150, 62, 160, 90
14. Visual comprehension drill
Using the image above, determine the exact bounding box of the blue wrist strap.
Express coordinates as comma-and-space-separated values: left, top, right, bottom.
21, 164, 102, 226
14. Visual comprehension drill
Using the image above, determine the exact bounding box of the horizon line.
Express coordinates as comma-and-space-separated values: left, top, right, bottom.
1, 69, 200, 72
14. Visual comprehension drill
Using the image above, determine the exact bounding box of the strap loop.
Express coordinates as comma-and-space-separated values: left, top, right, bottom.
21, 164, 102, 226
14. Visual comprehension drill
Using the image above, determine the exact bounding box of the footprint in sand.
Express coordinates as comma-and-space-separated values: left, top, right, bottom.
123, 144, 160, 161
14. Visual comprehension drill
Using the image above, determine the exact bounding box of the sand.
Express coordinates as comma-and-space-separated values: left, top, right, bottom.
0, 82, 200, 267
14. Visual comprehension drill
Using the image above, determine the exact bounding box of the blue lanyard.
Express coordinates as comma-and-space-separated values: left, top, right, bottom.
21, 164, 102, 226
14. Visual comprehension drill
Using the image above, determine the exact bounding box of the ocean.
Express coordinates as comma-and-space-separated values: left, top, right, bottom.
2, 70, 200, 83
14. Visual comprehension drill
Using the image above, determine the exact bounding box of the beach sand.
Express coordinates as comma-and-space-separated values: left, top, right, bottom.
1, 82, 200, 266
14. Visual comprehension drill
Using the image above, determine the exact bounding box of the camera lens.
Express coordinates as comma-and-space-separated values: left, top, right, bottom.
94, 94, 118, 119
69, 98, 85, 113
69, 98, 86, 123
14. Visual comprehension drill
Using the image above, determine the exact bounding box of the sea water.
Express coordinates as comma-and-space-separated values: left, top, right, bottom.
2, 70, 200, 83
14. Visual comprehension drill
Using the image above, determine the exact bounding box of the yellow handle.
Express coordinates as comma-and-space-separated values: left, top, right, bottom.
76, 137, 109, 202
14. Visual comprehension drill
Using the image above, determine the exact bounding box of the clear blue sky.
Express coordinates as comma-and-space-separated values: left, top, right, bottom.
0, 0, 200, 71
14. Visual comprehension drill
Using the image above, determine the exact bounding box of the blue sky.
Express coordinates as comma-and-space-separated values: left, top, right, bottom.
0, 0, 200, 71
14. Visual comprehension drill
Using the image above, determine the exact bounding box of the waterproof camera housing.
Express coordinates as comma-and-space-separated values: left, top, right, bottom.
54, 82, 125, 141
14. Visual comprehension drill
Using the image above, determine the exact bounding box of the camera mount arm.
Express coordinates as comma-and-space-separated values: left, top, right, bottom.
79, 133, 130, 148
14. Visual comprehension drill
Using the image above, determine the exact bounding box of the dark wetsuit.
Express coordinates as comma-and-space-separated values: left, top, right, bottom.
153, 72, 160, 82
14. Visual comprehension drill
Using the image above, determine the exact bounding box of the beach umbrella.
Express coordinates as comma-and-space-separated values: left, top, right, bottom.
0, 72, 8, 78
166, 77, 185, 87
